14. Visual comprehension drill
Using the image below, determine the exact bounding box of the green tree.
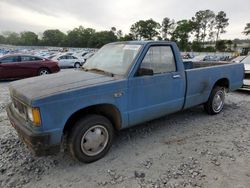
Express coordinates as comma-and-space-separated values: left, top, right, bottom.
120, 33, 134, 41
192, 10, 215, 44
215, 40, 227, 51
20, 31, 38, 46
130, 19, 161, 40
243, 23, 250, 35
215, 11, 229, 41
191, 14, 202, 42
42, 29, 66, 46
171, 20, 193, 51
161, 17, 175, 40
200, 10, 215, 43
226, 40, 233, 51
111, 27, 117, 33
89, 31, 117, 48
110, 27, 123, 40
116, 30, 123, 39
0, 35, 6, 44
67, 26, 91, 47
191, 41, 203, 52
67, 26, 96, 47
130, 21, 143, 40
233, 43, 237, 51
3, 31, 20, 45
83, 28, 96, 47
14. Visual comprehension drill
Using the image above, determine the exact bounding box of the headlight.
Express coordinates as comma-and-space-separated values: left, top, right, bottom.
27, 107, 41, 126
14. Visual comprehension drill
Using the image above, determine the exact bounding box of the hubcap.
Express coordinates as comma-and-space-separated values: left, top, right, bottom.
40, 70, 49, 75
81, 125, 109, 156
212, 90, 224, 112
75, 63, 80, 68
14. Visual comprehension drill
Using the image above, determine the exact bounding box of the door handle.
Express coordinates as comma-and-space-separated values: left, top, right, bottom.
172, 74, 181, 79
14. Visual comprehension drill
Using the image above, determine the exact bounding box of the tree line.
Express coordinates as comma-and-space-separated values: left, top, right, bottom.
0, 28, 118, 49
0, 9, 249, 52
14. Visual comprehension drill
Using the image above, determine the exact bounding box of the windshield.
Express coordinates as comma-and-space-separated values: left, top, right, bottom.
83, 43, 142, 76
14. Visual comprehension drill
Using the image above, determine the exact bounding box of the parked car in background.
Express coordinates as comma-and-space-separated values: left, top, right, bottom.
183, 54, 207, 62
55, 55, 84, 68
231, 56, 246, 63
74, 51, 89, 59
241, 56, 250, 75
240, 56, 250, 89
201, 55, 230, 62
0, 54, 60, 80
83, 52, 95, 62
203, 55, 220, 61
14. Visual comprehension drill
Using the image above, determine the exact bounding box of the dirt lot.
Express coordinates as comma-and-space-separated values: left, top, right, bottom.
0, 81, 250, 188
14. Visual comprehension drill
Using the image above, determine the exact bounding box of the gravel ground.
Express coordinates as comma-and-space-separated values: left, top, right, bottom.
0, 80, 250, 188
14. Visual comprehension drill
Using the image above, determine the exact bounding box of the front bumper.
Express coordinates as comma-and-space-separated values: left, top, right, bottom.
6, 104, 60, 156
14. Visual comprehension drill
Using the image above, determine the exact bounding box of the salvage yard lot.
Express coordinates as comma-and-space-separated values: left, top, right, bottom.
0, 79, 250, 188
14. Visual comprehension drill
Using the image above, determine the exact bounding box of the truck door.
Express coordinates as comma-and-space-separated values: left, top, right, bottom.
128, 45, 186, 126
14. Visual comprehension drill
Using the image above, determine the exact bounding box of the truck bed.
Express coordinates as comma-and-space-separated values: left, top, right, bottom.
183, 61, 244, 109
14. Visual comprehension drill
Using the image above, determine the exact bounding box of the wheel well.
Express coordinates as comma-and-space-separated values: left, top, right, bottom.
63, 104, 122, 134
38, 67, 50, 73
214, 78, 229, 90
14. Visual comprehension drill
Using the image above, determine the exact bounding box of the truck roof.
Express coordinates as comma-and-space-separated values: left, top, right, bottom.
109, 40, 175, 45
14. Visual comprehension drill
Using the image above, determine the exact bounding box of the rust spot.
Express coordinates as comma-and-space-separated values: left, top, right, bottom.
200, 81, 209, 94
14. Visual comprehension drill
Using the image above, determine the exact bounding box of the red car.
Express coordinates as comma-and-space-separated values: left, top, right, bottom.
0, 54, 60, 79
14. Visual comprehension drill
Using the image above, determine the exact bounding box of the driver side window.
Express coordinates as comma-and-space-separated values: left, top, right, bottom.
140, 46, 176, 74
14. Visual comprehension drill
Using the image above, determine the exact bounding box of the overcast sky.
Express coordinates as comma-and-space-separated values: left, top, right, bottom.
0, 0, 249, 39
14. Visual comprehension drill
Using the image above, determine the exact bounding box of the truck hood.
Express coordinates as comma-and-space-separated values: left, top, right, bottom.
9, 70, 116, 105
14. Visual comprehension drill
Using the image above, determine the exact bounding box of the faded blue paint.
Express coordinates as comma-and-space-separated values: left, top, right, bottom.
8, 41, 244, 146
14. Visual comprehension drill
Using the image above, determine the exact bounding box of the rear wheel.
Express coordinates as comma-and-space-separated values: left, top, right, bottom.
38, 68, 50, 76
204, 86, 225, 115
68, 115, 114, 163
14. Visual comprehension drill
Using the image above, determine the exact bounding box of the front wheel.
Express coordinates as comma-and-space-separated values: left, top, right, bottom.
204, 86, 225, 115
68, 115, 114, 163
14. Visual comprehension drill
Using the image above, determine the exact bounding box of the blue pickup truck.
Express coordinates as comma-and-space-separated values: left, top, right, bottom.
6, 41, 244, 163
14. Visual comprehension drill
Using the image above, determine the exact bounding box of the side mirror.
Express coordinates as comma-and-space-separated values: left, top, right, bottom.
137, 68, 154, 76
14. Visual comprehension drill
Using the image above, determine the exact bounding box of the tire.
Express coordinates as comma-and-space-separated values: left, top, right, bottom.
74, 62, 81, 69
68, 115, 114, 163
38, 68, 50, 76
204, 86, 225, 115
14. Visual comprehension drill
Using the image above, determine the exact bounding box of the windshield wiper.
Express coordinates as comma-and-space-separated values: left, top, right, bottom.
85, 68, 114, 77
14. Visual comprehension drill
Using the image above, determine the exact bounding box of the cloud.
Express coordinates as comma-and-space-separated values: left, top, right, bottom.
0, 0, 249, 39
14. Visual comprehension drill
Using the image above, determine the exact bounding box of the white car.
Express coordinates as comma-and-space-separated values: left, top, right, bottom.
83, 52, 95, 61
241, 56, 250, 74
55, 55, 84, 68
240, 56, 250, 89
231, 56, 247, 63
183, 55, 207, 62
